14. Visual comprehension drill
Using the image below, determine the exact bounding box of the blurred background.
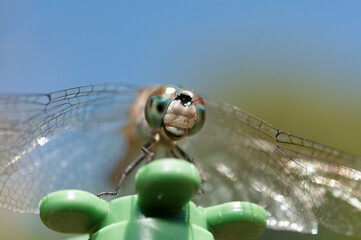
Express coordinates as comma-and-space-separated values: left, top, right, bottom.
1, 1, 361, 240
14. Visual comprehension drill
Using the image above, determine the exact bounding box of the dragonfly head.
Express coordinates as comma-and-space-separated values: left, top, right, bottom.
145, 85, 206, 140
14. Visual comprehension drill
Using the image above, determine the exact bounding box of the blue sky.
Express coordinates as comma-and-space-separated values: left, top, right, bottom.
1, 1, 361, 94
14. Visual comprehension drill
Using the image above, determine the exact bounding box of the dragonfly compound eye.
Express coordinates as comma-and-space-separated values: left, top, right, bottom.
186, 92, 206, 137
145, 85, 180, 129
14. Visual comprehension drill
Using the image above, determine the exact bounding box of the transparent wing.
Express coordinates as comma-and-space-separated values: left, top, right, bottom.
0, 83, 138, 213
181, 99, 361, 237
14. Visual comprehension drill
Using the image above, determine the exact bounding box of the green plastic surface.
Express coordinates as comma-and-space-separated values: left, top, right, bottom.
136, 158, 200, 216
40, 190, 108, 234
39, 158, 266, 240
206, 202, 267, 240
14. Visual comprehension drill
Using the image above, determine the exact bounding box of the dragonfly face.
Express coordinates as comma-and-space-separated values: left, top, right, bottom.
96, 85, 206, 197
144, 85, 206, 141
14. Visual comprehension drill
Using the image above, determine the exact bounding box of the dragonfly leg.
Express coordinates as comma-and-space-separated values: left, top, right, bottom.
174, 144, 205, 194
170, 148, 181, 159
141, 145, 154, 163
175, 144, 195, 164
97, 135, 159, 197
141, 132, 160, 163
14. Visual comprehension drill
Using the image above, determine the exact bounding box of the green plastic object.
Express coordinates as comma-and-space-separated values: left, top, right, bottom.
40, 158, 266, 240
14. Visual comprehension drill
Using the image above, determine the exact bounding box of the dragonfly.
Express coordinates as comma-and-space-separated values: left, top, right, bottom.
0, 83, 360, 237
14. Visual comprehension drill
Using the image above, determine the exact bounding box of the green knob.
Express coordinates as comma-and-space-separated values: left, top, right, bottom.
136, 158, 201, 216
40, 190, 108, 234
206, 202, 267, 240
